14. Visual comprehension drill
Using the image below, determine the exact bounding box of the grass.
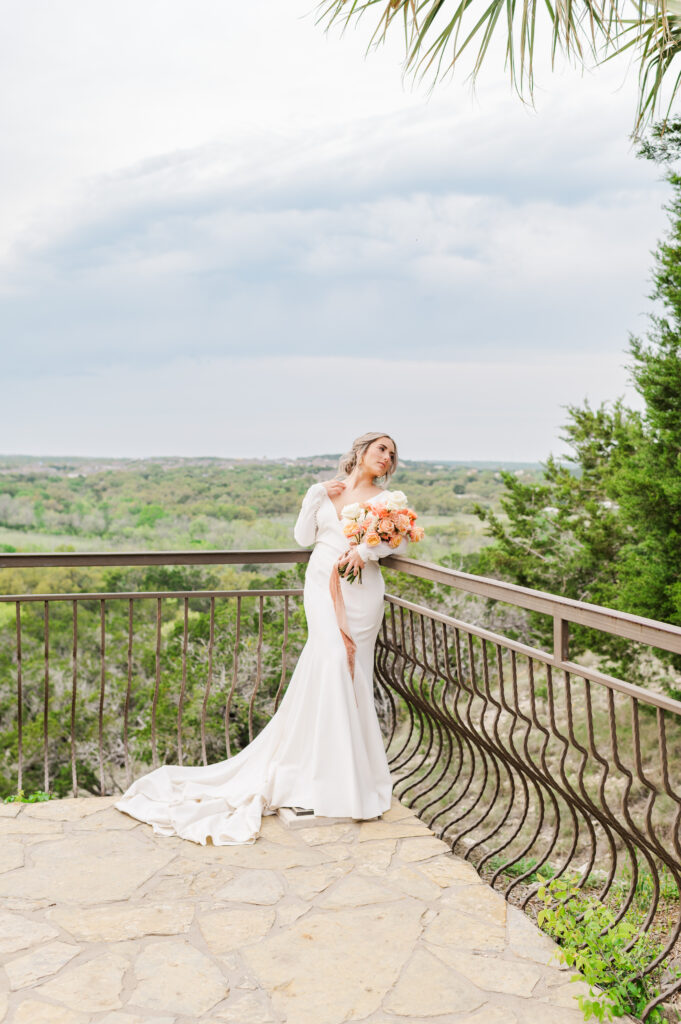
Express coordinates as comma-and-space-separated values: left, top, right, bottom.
3, 789, 52, 803
485, 855, 556, 883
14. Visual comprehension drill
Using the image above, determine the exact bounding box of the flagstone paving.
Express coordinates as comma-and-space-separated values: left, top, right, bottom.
0, 795, 629, 1024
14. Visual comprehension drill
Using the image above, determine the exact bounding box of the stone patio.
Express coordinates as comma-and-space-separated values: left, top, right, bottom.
0, 795, 607, 1024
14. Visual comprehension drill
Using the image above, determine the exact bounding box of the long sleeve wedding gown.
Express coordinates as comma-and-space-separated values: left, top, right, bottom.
115, 483, 408, 845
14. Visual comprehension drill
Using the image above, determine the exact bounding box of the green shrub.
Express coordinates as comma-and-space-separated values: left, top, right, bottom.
536, 875, 675, 1022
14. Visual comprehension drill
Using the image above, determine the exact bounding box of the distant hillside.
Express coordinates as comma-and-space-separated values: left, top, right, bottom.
0, 454, 545, 557
0, 453, 543, 476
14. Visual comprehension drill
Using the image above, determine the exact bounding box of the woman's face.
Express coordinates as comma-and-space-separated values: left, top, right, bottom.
363, 437, 396, 479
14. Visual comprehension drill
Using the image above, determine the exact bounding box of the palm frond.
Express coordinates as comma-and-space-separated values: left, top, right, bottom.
316, 0, 681, 130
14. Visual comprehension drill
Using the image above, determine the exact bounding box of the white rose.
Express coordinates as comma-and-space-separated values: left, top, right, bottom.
341, 502, 362, 520
385, 490, 408, 511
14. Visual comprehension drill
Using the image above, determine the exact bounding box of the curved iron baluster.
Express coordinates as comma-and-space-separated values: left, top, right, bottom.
453, 638, 505, 861
417, 621, 458, 819
224, 595, 241, 758
502, 659, 550, 898
200, 596, 215, 766
71, 600, 79, 797
492, 652, 548, 894
474, 646, 527, 873
435, 632, 483, 842
398, 613, 443, 804
424, 626, 468, 831
177, 597, 189, 766
273, 595, 290, 712
390, 608, 430, 789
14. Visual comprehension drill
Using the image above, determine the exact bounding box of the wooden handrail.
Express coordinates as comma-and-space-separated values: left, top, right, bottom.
2, 547, 681, 656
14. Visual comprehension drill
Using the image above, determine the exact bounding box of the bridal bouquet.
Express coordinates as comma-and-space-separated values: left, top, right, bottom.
338, 490, 425, 583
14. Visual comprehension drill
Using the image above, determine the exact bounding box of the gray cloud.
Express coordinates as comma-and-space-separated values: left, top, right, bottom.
1, 106, 667, 380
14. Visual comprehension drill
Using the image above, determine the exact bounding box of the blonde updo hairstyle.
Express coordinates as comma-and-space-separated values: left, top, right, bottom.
337, 432, 398, 485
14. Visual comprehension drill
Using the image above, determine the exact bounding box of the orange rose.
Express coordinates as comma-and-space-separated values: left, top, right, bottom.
343, 521, 360, 537
389, 533, 403, 548
365, 532, 381, 546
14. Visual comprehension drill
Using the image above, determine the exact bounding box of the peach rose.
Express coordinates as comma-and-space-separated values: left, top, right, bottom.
389, 533, 403, 548
365, 532, 381, 547
343, 521, 361, 537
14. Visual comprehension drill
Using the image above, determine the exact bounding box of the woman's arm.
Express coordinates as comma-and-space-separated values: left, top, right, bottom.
355, 535, 409, 562
293, 483, 327, 546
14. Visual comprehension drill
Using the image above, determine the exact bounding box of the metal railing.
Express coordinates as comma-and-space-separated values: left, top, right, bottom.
0, 551, 310, 797
375, 557, 681, 1021
3, 548, 681, 1018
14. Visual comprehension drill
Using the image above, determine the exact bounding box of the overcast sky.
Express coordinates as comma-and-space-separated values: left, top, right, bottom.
0, 0, 670, 462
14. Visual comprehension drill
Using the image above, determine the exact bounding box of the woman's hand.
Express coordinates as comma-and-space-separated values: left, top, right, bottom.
323, 479, 346, 498
338, 546, 365, 577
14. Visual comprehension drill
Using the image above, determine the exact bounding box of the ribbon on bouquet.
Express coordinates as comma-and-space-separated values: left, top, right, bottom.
329, 566, 358, 707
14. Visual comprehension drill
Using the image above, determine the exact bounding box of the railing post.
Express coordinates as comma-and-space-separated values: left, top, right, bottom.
553, 615, 569, 664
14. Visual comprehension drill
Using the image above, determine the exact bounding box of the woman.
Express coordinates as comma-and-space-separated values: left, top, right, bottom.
115, 432, 408, 845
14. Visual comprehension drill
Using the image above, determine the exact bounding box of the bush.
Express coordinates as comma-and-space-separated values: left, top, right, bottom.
536, 875, 674, 1022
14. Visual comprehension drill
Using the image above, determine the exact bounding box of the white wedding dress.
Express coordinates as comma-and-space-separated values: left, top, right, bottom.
115, 483, 407, 845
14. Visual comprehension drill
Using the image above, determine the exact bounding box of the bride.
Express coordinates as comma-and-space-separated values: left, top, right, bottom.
115, 431, 408, 845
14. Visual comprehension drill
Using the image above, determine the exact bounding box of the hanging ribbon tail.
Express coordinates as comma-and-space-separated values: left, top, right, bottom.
329, 567, 358, 707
